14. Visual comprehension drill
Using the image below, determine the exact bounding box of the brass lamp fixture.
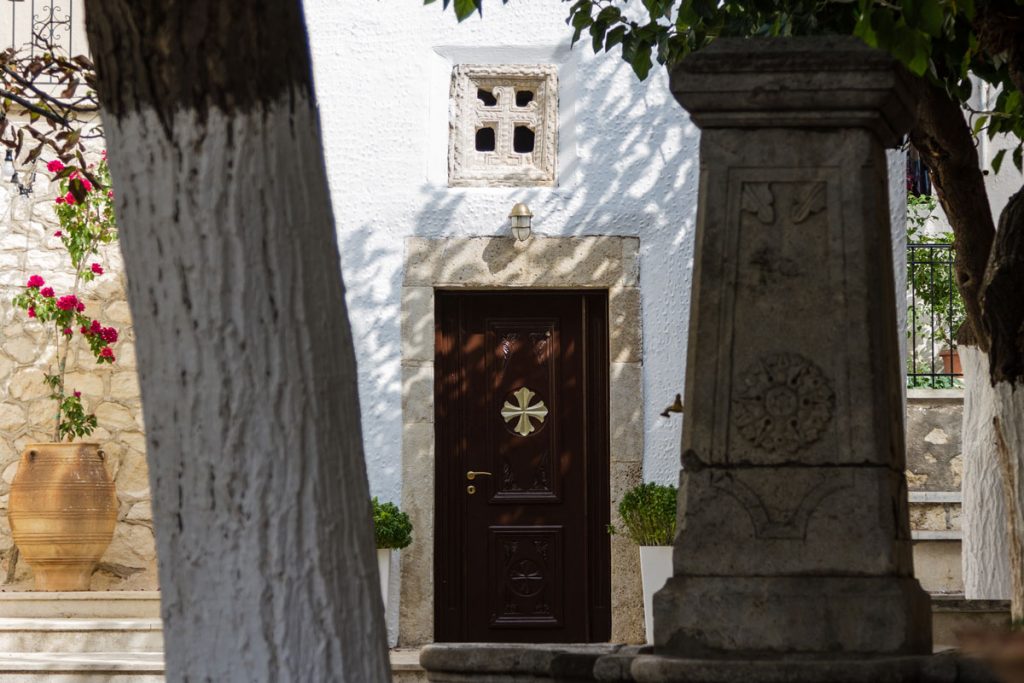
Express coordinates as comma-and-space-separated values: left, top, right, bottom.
508, 202, 533, 241
660, 394, 684, 418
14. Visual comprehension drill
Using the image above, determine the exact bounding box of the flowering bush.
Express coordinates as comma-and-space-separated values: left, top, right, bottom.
11, 156, 119, 441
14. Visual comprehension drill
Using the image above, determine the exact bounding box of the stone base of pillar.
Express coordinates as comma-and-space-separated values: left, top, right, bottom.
654, 576, 932, 658
630, 653, 994, 683
418, 644, 997, 683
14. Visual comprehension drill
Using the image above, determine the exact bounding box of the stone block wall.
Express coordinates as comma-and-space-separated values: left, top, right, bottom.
905, 391, 963, 536
906, 391, 963, 493
0, 170, 157, 591
906, 390, 964, 595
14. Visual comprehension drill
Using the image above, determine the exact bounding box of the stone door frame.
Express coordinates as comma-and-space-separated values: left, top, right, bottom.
399, 235, 644, 645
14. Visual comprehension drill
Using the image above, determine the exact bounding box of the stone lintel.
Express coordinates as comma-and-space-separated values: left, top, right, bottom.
671, 37, 915, 147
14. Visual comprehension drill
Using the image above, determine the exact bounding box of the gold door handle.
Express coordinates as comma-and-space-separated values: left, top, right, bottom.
466, 470, 492, 481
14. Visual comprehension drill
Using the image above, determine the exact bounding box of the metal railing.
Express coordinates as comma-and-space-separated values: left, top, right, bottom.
907, 242, 964, 388
5, 0, 79, 81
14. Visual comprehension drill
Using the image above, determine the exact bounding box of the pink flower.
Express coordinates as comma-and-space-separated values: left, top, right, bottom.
80, 325, 88, 334
91, 262, 103, 275
107, 190, 114, 199
62, 328, 72, 336
101, 150, 107, 161
99, 347, 115, 361
90, 319, 102, 334
27, 307, 35, 318
40, 287, 54, 298
46, 159, 65, 173
101, 327, 118, 343
81, 178, 93, 192
26, 275, 44, 288
64, 191, 75, 205
56, 294, 79, 311
76, 301, 85, 312
53, 230, 62, 237
73, 390, 81, 398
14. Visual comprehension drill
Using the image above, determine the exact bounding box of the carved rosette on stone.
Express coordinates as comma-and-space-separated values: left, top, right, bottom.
649, 37, 932, 672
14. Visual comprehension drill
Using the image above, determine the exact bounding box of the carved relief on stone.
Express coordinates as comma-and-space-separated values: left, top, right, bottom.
449, 64, 558, 187
741, 183, 775, 224
710, 470, 850, 540
733, 353, 835, 454
791, 182, 826, 224
740, 181, 827, 225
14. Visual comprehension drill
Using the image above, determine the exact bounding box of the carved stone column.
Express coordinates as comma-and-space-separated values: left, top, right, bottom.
652, 38, 931, 662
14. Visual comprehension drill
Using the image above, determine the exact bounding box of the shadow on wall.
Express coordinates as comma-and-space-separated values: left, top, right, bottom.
339, 48, 698, 500
335, 45, 698, 646
409, 52, 698, 477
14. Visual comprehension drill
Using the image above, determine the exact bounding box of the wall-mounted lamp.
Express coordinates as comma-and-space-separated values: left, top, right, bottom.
3, 150, 34, 196
508, 202, 533, 241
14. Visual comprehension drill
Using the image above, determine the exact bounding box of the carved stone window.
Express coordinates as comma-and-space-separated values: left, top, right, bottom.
449, 64, 558, 187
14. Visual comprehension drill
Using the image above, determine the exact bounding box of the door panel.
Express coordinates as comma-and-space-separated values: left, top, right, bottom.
435, 291, 610, 643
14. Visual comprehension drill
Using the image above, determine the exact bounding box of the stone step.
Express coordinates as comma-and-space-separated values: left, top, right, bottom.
0, 618, 164, 653
0, 646, 423, 682
0, 651, 164, 682
931, 594, 1009, 653
0, 591, 161, 619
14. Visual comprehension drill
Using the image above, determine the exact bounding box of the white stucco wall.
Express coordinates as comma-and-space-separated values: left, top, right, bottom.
303, 0, 698, 503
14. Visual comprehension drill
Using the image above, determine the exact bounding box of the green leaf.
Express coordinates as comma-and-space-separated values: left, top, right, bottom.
605, 25, 627, 51
972, 115, 988, 136
991, 148, 1007, 174
630, 40, 654, 80
1014, 145, 1023, 173
917, 0, 944, 36
453, 0, 479, 21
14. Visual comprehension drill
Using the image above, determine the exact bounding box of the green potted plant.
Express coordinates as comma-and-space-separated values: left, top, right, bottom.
372, 497, 412, 611
8, 156, 120, 591
611, 482, 677, 644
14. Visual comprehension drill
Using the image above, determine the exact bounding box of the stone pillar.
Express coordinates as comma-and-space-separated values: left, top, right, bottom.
653, 38, 932, 660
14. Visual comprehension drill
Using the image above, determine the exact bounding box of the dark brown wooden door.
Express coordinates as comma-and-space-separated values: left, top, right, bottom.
435, 291, 610, 643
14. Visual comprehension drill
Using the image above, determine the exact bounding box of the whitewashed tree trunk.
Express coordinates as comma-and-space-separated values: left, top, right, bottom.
83, 3, 391, 681
993, 381, 1024, 620
962, 345, 1012, 599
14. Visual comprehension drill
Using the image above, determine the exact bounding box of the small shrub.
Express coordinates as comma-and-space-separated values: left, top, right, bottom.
610, 482, 677, 546
372, 497, 413, 550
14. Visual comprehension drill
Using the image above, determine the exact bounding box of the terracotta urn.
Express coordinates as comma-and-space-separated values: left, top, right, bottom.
8, 442, 117, 591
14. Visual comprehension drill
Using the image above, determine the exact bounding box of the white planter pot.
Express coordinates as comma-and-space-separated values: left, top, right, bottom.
377, 548, 391, 610
639, 545, 673, 645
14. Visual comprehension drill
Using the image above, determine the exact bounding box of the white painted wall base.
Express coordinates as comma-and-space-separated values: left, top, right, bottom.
639, 546, 673, 645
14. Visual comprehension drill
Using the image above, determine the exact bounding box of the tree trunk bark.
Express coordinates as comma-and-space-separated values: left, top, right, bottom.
961, 345, 1011, 599
994, 408, 1024, 621
908, 81, 996, 349
82, 3, 391, 681
982, 188, 1024, 615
